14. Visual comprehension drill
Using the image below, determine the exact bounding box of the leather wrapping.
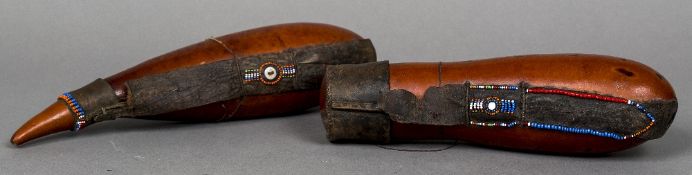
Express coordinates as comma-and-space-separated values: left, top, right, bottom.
67, 79, 121, 125
321, 61, 391, 143
70, 39, 376, 126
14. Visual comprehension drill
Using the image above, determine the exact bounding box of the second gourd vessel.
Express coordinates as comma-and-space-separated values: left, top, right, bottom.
11, 23, 677, 155
321, 56, 676, 154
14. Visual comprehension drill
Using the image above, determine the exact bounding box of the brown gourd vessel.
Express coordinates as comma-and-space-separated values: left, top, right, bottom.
321, 54, 677, 155
12, 23, 376, 145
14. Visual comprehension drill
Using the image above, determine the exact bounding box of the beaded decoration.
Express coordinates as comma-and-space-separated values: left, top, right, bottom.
469, 97, 514, 115
58, 92, 87, 131
468, 85, 518, 115
243, 69, 260, 82
469, 99, 484, 112
243, 62, 296, 85
470, 121, 518, 127
500, 99, 516, 113
526, 122, 623, 140
281, 64, 296, 78
484, 97, 501, 115
466, 85, 656, 140
470, 85, 520, 90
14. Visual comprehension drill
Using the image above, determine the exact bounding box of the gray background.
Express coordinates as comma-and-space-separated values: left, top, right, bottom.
1, 0, 690, 174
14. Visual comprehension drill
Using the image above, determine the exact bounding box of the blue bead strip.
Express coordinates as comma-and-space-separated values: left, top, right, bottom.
500, 99, 516, 113
528, 122, 625, 140
60, 92, 87, 131
63, 93, 85, 115
630, 101, 656, 123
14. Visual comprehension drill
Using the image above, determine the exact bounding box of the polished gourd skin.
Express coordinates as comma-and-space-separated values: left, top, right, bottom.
11, 23, 376, 145
321, 54, 677, 154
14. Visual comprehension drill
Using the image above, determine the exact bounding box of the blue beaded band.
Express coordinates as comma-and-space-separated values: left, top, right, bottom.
58, 92, 87, 131
499, 99, 516, 113
527, 122, 625, 140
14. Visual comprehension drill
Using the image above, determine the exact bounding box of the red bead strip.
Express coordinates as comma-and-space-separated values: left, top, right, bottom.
527, 88, 628, 104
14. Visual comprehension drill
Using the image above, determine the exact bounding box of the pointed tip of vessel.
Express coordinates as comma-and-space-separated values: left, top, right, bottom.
10, 134, 20, 145
11, 101, 75, 146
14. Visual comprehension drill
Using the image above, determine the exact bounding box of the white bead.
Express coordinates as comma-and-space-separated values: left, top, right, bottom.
487, 101, 497, 110
263, 67, 278, 80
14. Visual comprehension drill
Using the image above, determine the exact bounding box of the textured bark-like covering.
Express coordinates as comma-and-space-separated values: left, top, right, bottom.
377, 84, 675, 140
525, 94, 676, 140
123, 39, 374, 117
108, 23, 373, 121
126, 60, 241, 116
380, 84, 468, 126
68, 39, 375, 125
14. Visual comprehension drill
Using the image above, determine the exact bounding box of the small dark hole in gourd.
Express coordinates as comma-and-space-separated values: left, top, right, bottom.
616, 68, 634, 77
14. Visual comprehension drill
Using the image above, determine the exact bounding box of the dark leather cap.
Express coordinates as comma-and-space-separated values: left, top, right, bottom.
320, 61, 391, 143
